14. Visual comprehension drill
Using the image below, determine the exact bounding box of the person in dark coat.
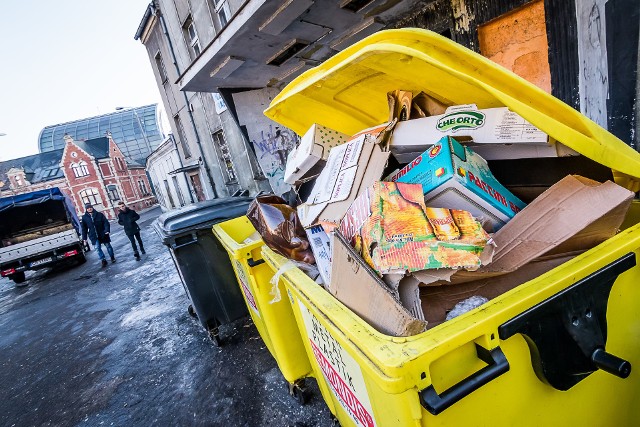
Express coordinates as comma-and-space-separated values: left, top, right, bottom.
81, 203, 116, 268
117, 201, 145, 261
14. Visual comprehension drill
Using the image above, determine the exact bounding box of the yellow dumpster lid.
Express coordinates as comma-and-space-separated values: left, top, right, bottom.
265, 28, 640, 188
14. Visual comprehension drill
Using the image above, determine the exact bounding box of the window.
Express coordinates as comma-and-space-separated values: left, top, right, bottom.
45, 168, 60, 178
212, 130, 237, 183
213, 0, 231, 28
171, 176, 186, 206
155, 51, 168, 83
71, 160, 90, 178
138, 180, 149, 196
183, 16, 201, 58
80, 188, 101, 206
107, 184, 120, 201
173, 114, 192, 158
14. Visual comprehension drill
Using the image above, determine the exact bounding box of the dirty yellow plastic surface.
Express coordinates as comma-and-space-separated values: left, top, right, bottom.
265, 28, 640, 190
212, 216, 312, 385
261, 29, 640, 426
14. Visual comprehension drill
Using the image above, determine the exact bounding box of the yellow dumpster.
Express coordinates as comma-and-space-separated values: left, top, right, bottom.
212, 216, 314, 403
260, 28, 640, 426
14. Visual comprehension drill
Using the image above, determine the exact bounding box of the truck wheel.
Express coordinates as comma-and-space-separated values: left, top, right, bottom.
10, 272, 26, 285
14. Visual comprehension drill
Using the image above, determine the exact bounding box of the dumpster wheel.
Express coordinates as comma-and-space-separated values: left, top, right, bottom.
187, 305, 197, 318
208, 328, 221, 346
286, 379, 311, 405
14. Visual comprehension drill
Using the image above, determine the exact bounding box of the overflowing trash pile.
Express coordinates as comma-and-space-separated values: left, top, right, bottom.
248, 90, 635, 337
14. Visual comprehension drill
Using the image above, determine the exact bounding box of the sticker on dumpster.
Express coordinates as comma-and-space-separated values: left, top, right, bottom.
298, 300, 376, 427
234, 260, 260, 318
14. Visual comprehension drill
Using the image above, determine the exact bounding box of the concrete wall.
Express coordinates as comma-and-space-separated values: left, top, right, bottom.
233, 88, 298, 196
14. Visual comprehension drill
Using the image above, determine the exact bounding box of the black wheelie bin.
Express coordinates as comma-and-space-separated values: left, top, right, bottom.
153, 197, 252, 345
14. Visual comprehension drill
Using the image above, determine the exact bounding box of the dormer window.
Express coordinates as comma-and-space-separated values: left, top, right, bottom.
71, 161, 90, 178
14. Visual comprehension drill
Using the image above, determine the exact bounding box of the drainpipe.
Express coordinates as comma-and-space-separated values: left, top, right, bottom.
152, 2, 218, 198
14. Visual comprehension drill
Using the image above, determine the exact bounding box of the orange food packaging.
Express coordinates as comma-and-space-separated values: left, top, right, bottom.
338, 181, 488, 275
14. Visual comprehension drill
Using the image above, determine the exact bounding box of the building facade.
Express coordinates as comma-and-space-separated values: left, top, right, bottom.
145, 135, 202, 211
136, 2, 271, 204
0, 134, 157, 220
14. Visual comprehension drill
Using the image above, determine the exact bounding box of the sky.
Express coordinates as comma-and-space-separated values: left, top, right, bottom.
0, 1, 163, 161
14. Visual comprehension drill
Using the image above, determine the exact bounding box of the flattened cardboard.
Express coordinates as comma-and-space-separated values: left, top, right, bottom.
414, 175, 633, 286
329, 232, 427, 337
478, 175, 634, 274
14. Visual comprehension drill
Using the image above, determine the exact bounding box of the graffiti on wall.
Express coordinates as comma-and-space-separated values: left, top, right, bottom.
251, 124, 299, 196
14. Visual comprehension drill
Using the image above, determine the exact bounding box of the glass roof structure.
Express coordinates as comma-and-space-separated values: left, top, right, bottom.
38, 104, 165, 163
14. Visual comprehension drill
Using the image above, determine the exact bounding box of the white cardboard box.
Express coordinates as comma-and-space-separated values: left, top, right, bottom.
389, 104, 562, 162
284, 124, 349, 185
297, 123, 393, 228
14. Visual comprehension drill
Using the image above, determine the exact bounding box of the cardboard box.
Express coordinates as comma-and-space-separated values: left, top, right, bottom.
304, 225, 332, 285
284, 124, 350, 185
329, 232, 428, 337
326, 177, 634, 336
339, 181, 488, 274
297, 123, 393, 228
389, 104, 553, 163
388, 136, 526, 231
417, 175, 635, 286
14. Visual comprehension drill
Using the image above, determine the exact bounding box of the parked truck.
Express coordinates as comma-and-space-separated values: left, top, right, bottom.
0, 188, 85, 285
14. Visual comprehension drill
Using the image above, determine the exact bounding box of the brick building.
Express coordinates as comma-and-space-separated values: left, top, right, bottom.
0, 133, 156, 220
0, 149, 67, 197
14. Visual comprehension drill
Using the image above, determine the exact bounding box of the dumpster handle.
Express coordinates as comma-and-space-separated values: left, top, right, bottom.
171, 233, 198, 250
420, 344, 509, 415
247, 258, 265, 267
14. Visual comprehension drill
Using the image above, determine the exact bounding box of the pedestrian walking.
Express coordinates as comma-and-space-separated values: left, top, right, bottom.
117, 201, 145, 261
81, 203, 116, 268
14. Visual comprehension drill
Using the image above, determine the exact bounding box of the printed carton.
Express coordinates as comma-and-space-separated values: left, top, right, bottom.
304, 225, 332, 285
284, 124, 350, 185
389, 104, 562, 162
338, 181, 488, 275
388, 136, 526, 231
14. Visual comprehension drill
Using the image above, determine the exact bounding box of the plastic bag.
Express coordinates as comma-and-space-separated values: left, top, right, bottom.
247, 195, 315, 263
445, 295, 489, 321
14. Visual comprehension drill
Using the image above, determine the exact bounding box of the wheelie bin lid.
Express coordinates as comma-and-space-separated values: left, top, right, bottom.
153, 197, 252, 244
264, 28, 640, 190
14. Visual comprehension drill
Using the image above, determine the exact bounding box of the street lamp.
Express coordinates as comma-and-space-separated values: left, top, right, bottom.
115, 106, 153, 157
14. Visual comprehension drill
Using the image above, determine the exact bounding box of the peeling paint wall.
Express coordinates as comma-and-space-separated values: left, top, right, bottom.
478, 0, 551, 93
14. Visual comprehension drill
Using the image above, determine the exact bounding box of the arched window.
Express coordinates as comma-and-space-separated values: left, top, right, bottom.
71, 160, 90, 178
79, 188, 101, 206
